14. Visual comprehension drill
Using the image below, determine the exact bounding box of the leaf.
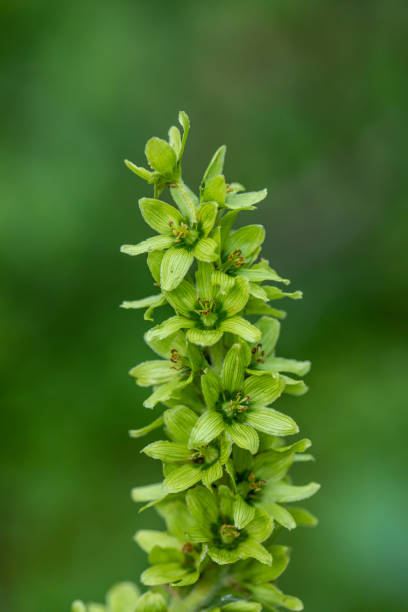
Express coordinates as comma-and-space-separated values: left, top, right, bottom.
225, 189, 267, 209
129, 416, 164, 438
135, 591, 167, 612
163, 463, 202, 493
222, 344, 246, 393
141, 563, 189, 586
220, 317, 261, 343
225, 423, 259, 454
193, 237, 219, 262
225, 225, 265, 260
139, 198, 182, 235
246, 407, 298, 436
145, 137, 177, 176
244, 374, 284, 407
221, 277, 250, 317
164, 406, 198, 443
187, 328, 223, 347
202, 175, 226, 205
263, 480, 320, 503
201, 367, 221, 409
121, 235, 174, 256
124, 159, 154, 182
160, 247, 194, 291
233, 495, 256, 529
201, 145, 227, 186
189, 410, 225, 447
142, 441, 191, 462
186, 485, 219, 524
106, 583, 140, 612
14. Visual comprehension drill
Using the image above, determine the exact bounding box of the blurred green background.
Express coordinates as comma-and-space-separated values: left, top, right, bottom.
2, 1, 408, 611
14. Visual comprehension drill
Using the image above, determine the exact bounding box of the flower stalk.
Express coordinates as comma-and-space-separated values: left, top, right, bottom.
72, 112, 319, 612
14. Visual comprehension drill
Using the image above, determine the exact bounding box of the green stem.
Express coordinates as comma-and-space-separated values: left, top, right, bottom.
169, 567, 223, 612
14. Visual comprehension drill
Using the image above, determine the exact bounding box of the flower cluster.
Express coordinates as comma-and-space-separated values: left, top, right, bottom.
72, 112, 319, 612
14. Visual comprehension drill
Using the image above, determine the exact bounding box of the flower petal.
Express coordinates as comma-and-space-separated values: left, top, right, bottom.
142, 441, 191, 462
255, 316, 281, 356
145, 137, 177, 176
164, 406, 198, 444
245, 407, 298, 436
201, 145, 226, 186
221, 277, 249, 316
129, 360, 177, 386
141, 563, 190, 586
233, 495, 256, 529
195, 261, 214, 299
145, 316, 194, 343
186, 485, 219, 524
201, 367, 221, 409
225, 189, 267, 209
244, 374, 284, 407
139, 198, 182, 234
121, 235, 174, 256
202, 461, 223, 488
129, 416, 164, 439
220, 317, 261, 343
225, 423, 259, 454
245, 507, 274, 542
221, 343, 247, 393
189, 410, 225, 448
202, 175, 226, 205
238, 539, 272, 565
197, 201, 218, 236
225, 225, 265, 260
193, 237, 218, 262
160, 247, 194, 291
187, 328, 223, 347
263, 480, 320, 503
164, 279, 196, 316
163, 464, 202, 493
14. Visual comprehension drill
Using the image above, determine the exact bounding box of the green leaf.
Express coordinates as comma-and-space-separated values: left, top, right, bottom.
187, 328, 223, 346
197, 201, 218, 236
222, 344, 246, 393
130, 361, 176, 386
146, 316, 194, 343
135, 591, 167, 612
145, 137, 177, 176
168, 125, 182, 158
141, 562, 189, 586
189, 410, 225, 447
142, 441, 191, 462
106, 583, 140, 612
201, 367, 221, 409
163, 463, 202, 493
164, 406, 198, 443
193, 237, 219, 262
225, 423, 259, 454
221, 278, 250, 317
178, 110, 190, 158
225, 189, 267, 210
246, 407, 298, 436
160, 247, 194, 291
139, 198, 182, 235
202, 145, 227, 186
202, 175, 226, 205
220, 317, 261, 343
264, 480, 320, 503
129, 416, 164, 439
187, 485, 219, 524
244, 374, 284, 407
135, 530, 181, 553
131, 483, 165, 503
225, 225, 265, 260
247, 584, 303, 611
121, 235, 174, 256
287, 506, 318, 527
233, 495, 256, 529
124, 159, 155, 182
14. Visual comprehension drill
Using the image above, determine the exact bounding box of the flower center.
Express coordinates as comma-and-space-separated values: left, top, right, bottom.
190, 446, 219, 466
194, 297, 218, 328
248, 471, 266, 495
251, 343, 265, 364
221, 392, 251, 419
170, 349, 190, 376
168, 221, 199, 247
220, 523, 241, 545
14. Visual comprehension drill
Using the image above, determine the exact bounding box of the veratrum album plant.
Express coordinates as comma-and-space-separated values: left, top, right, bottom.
71, 112, 319, 612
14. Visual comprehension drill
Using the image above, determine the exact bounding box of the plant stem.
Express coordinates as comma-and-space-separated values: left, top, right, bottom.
169, 568, 223, 612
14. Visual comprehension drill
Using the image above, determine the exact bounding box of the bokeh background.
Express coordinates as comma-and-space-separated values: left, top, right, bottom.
2, 1, 408, 611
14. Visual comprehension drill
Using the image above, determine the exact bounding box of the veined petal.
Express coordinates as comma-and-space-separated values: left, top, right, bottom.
141, 563, 189, 586
259, 357, 311, 377
264, 286, 303, 301
164, 279, 196, 316
212, 270, 235, 292
238, 539, 272, 565
244, 374, 284, 407
233, 495, 256, 529
246, 584, 304, 612
168, 125, 182, 157
163, 464, 202, 493
225, 423, 259, 454
202, 174, 226, 205
121, 235, 174, 256
287, 507, 318, 528
164, 406, 198, 444
120, 293, 164, 310
187, 328, 223, 346
237, 260, 289, 284
145, 329, 187, 359
135, 530, 181, 553
208, 545, 241, 565
245, 507, 273, 542
170, 181, 197, 223
147, 251, 164, 284
225, 225, 265, 260
197, 201, 218, 236
144, 137, 177, 176
129, 416, 164, 439
139, 198, 182, 234
221, 343, 246, 393
202, 461, 223, 488
143, 375, 192, 409
248, 283, 268, 301
221, 277, 249, 316
145, 316, 194, 343
263, 480, 320, 503
195, 261, 214, 299
129, 360, 177, 386
188, 410, 225, 448
220, 317, 261, 343
193, 237, 218, 262
225, 189, 267, 210
201, 367, 221, 409
259, 502, 297, 531
222, 603, 262, 612
186, 485, 219, 524
282, 375, 309, 396
255, 316, 280, 356
201, 145, 226, 186
124, 159, 155, 182
245, 407, 298, 436
131, 483, 165, 503
142, 441, 191, 462
160, 247, 194, 291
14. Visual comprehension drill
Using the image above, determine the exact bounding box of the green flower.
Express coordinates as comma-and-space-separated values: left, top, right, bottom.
249, 316, 311, 395
188, 343, 297, 455
129, 331, 203, 409
185, 485, 273, 566
135, 498, 205, 587
121, 198, 219, 291
145, 263, 261, 347
232, 442, 319, 531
